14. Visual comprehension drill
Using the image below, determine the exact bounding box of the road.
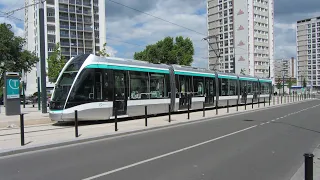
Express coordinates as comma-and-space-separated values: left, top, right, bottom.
1, 99, 320, 180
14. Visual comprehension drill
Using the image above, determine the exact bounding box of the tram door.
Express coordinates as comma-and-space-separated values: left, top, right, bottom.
205, 77, 215, 106
179, 75, 192, 109
94, 72, 103, 100
113, 71, 127, 116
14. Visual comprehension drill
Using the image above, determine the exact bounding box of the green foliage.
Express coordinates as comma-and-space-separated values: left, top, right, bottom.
286, 78, 293, 89
47, 43, 66, 83
276, 78, 282, 90
98, 43, 110, 57
0, 23, 38, 91
303, 78, 307, 88
134, 36, 194, 66
240, 68, 246, 75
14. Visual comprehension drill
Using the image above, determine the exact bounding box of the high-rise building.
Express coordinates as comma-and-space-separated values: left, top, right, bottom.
296, 17, 320, 89
207, 0, 274, 80
24, 0, 106, 96
274, 57, 297, 82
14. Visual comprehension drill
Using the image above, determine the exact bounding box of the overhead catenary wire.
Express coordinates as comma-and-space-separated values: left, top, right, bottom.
107, 0, 206, 37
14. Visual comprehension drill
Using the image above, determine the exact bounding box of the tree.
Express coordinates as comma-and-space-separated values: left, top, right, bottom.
286, 77, 293, 94
47, 43, 66, 83
0, 23, 38, 95
98, 43, 110, 57
303, 78, 307, 88
240, 68, 246, 75
134, 36, 194, 66
276, 78, 282, 91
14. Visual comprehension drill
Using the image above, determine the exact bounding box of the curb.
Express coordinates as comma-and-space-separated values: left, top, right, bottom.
0, 99, 316, 157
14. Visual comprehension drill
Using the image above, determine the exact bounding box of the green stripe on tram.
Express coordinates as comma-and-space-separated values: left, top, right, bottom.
218, 75, 238, 80
175, 71, 215, 77
259, 79, 272, 83
86, 64, 170, 74
239, 77, 259, 81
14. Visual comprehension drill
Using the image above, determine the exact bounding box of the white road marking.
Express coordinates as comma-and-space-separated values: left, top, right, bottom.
266, 122, 270, 124
82, 125, 257, 180
271, 120, 275, 122
260, 123, 265, 125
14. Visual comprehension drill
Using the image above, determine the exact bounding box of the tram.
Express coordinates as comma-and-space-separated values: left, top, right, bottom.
49, 54, 272, 121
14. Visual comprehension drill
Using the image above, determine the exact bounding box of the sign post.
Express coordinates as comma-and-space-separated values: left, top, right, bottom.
4, 72, 21, 115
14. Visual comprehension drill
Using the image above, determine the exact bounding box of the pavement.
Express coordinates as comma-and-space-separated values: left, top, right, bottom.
0, 104, 52, 128
0, 95, 319, 179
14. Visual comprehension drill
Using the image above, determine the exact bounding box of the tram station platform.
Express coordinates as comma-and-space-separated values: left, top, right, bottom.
0, 96, 315, 155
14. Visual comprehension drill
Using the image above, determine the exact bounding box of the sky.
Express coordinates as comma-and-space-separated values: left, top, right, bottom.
0, 0, 320, 68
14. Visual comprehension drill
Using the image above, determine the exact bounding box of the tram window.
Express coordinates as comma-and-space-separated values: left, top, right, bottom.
247, 81, 253, 95
103, 72, 109, 101
240, 80, 247, 95
229, 79, 237, 96
193, 77, 204, 97
221, 78, 228, 96
130, 71, 149, 99
69, 69, 95, 102
252, 81, 258, 94
150, 73, 167, 99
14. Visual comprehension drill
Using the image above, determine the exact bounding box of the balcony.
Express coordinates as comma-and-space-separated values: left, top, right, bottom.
70, 17, 76, 21
78, 43, 84, 47
84, 19, 91, 23
77, 26, 83, 30
69, 0, 75, 5
83, 11, 92, 15
84, 36, 92, 40
60, 33, 69, 37
59, 0, 68, 4
77, 18, 83, 22
76, 1, 82, 5
70, 26, 76, 30
60, 42, 70, 46
69, 8, 75, 12
83, 2, 91, 6
59, 8, 68, 12
70, 34, 77, 39
84, 27, 93, 31
60, 25, 69, 29
59, 16, 69, 21
62, 51, 70, 55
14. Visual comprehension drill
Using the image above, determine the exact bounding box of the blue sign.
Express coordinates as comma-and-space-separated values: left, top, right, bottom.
6, 79, 20, 99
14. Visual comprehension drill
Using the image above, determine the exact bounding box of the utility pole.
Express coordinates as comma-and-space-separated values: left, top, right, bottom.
39, 1, 47, 113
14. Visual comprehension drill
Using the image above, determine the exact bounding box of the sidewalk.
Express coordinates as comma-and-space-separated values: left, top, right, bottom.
0, 96, 314, 155
290, 144, 320, 180
0, 105, 53, 128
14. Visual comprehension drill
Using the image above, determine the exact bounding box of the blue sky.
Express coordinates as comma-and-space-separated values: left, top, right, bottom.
1, 0, 320, 68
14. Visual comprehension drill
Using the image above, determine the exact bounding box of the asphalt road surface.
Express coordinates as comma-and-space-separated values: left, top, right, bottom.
1, 99, 320, 180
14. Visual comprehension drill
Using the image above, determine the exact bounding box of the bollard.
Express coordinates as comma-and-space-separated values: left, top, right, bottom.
115, 109, 118, 131
264, 97, 266, 107
203, 102, 205, 117
216, 102, 219, 115
273, 96, 275, 105
236, 101, 238, 111
20, 114, 25, 146
281, 95, 283, 104
304, 153, 314, 180
245, 98, 247, 110
145, 106, 147, 127
169, 104, 171, 122
187, 101, 190, 119
75, 110, 79, 137
227, 100, 229, 113
252, 98, 254, 109
277, 96, 279, 104
269, 97, 271, 106
74, 110, 79, 137
258, 97, 260, 108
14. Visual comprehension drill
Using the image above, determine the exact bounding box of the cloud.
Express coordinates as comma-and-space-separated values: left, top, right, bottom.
0, 17, 24, 37
106, 46, 117, 57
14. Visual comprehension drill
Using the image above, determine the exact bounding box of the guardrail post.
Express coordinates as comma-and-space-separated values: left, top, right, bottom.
203, 102, 205, 117
20, 114, 25, 146
187, 101, 190, 119
269, 97, 271, 106
236, 100, 238, 112
252, 98, 254, 109
258, 97, 260, 108
145, 106, 147, 127
169, 104, 171, 122
227, 100, 229, 113
264, 97, 266, 107
115, 109, 118, 131
245, 98, 247, 110
304, 153, 314, 180
75, 110, 79, 137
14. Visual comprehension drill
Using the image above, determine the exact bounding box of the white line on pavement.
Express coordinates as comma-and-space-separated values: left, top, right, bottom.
271, 120, 275, 122
260, 123, 265, 125
266, 122, 270, 124
82, 125, 258, 180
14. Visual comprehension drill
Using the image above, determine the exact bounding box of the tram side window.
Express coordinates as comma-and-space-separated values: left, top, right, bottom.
240, 80, 247, 95
193, 76, 204, 97
247, 81, 253, 95
221, 78, 229, 96
252, 81, 258, 94
130, 71, 149, 100
229, 79, 237, 96
69, 69, 95, 102
150, 73, 168, 99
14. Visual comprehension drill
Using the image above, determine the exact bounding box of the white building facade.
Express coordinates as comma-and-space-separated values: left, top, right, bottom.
24, 0, 106, 96
296, 17, 320, 90
207, 0, 274, 80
